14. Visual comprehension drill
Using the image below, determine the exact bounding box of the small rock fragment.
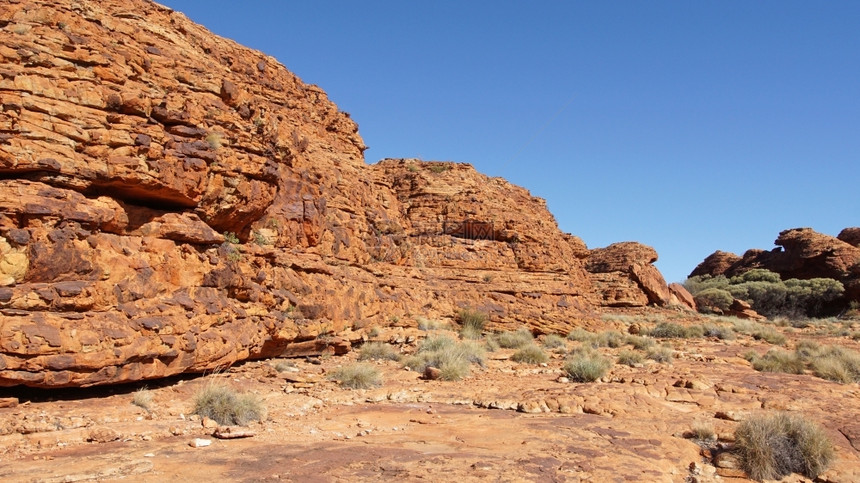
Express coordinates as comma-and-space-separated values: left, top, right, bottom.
189, 438, 211, 448
213, 427, 256, 439
87, 427, 121, 443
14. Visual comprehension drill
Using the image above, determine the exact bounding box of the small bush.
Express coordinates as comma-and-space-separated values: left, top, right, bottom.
458, 309, 487, 339
649, 322, 703, 339
438, 359, 471, 381
567, 328, 594, 342
511, 344, 549, 364
453, 340, 487, 366
193, 384, 265, 426
734, 412, 834, 480
358, 342, 401, 361
428, 164, 450, 173
752, 326, 787, 345
494, 328, 534, 349
809, 346, 860, 383
132, 388, 152, 411
563, 352, 611, 382
626, 334, 655, 350
420, 335, 457, 353
595, 330, 627, 348
617, 350, 643, 366
750, 349, 805, 374
328, 363, 382, 389
694, 287, 734, 313
646, 346, 674, 364
404, 338, 485, 381
688, 423, 716, 441
541, 334, 567, 349
702, 324, 736, 340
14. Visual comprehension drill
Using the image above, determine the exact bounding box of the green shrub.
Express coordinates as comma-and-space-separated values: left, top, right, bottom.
734, 412, 834, 480
328, 363, 382, 389
541, 334, 567, 349
358, 342, 401, 361
511, 344, 549, 364
193, 384, 265, 425
694, 288, 734, 313
649, 322, 702, 339
688, 269, 845, 318
732, 269, 783, 284
494, 328, 534, 349
563, 352, 611, 382
617, 350, 643, 367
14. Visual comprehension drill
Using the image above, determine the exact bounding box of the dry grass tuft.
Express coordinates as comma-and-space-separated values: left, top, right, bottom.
328, 363, 382, 389
358, 342, 401, 361
563, 351, 611, 382
192, 384, 265, 425
734, 412, 834, 481
511, 344, 549, 364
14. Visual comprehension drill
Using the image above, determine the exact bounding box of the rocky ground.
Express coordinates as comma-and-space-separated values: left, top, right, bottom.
1, 309, 858, 482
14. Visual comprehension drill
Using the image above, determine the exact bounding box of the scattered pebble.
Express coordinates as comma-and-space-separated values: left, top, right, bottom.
189, 438, 211, 448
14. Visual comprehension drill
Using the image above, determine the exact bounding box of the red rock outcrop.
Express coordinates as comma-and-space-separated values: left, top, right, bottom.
838, 227, 860, 248
585, 242, 672, 307
0, 0, 675, 387
688, 251, 741, 278
668, 283, 697, 311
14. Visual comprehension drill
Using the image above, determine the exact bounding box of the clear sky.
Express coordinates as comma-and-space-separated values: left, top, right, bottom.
159, 1, 859, 283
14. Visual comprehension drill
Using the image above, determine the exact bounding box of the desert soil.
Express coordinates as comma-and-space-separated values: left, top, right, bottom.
1, 310, 859, 483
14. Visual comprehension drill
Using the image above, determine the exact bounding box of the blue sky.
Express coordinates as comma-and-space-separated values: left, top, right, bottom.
159, 1, 860, 283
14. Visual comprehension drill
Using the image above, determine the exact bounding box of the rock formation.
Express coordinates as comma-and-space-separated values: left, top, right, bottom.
690, 227, 860, 304
585, 242, 672, 307
0, 0, 675, 387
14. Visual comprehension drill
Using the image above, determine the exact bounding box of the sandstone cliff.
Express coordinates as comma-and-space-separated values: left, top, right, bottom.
0, 0, 674, 387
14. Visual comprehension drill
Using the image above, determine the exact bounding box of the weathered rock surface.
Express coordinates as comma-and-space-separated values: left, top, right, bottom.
690, 228, 860, 304
688, 250, 742, 278
668, 283, 697, 311
0, 0, 676, 387
585, 242, 672, 307
1, 319, 858, 482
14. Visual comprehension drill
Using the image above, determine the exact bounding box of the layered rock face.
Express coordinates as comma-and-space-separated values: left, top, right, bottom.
0, 0, 674, 387
585, 242, 672, 307
690, 228, 860, 303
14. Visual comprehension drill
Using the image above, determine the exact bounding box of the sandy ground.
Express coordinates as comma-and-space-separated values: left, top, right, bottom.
1, 311, 859, 482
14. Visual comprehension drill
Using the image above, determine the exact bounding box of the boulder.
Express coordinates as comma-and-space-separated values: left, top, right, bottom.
586, 242, 671, 307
